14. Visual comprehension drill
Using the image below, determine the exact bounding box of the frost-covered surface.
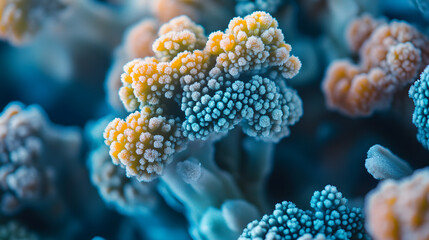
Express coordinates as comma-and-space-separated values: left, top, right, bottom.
0, 102, 81, 215
86, 117, 161, 215
409, 65, 429, 150
86, 116, 190, 240
104, 12, 303, 182
240, 185, 368, 240
365, 144, 412, 180
323, 14, 429, 117
411, 0, 429, 18
157, 132, 274, 240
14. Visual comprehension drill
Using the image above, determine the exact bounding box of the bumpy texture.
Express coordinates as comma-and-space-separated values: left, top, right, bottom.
0, 102, 81, 215
409, 65, 429, 150
204, 12, 301, 80
323, 14, 429, 117
0, 103, 55, 214
153, 15, 206, 61
182, 75, 302, 141
0, 0, 66, 45
297, 233, 333, 240
104, 106, 185, 182
365, 167, 429, 240
235, 0, 283, 16
239, 185, 368, 240
106, 12, 302, 181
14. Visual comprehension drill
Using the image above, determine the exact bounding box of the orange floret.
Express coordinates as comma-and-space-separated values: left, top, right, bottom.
323, 15, 429, 117
157, 14, 205, 42
323, 61, 359, 113
153, 15, 206, 61
120, 50, 211, 111
103, 106, 185, 182
121, 12, 301, 112
205, 12, 301, 79
346, 14, 385, 53
365, 168, 429, 240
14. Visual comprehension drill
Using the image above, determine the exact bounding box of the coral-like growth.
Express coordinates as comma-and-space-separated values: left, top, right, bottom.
365, 167, 429, 240
0, 102, 81, 214
0, 103, 54, 214
87, 116, 190, 239
119, 11, 301, 130
323, 14, 429, 116
365, 144, 412, 180
182, 75, 302, 141
151, 0, 202, 23
235, 0, 283, 16
205, 11, 301, 79
106, 11, 303, 181
0, 0, 66, 45
153, 15, 206, 61
239, 185, 368, 240
409, 65, 429, 150
104, 107, 185, 181
88, 116, 161, 215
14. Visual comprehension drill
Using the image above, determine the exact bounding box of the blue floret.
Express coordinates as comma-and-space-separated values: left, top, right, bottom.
409, 65, 429, 150
182, 75, 302, 142
239, 185, 368, 240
